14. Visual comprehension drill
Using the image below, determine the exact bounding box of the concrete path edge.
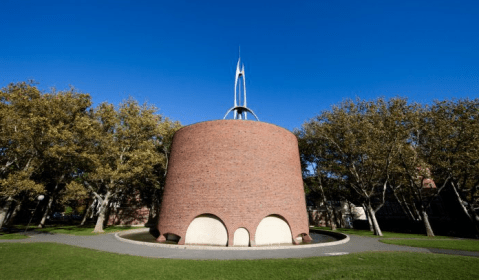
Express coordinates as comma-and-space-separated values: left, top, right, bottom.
115, 228, 350, 250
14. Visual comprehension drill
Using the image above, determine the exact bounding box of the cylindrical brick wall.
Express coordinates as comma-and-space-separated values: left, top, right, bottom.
156, 120, 311, 246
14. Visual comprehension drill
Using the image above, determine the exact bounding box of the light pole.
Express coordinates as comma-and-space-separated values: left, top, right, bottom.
24, 195, 44, 235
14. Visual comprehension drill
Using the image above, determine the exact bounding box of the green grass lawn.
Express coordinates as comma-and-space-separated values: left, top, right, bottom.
313, 226, 452, 239
380, 239, 479, 252
35, 225, 137, 235
6, 224, 138, 236
0, 243, 478, 280
0, 232, 29, 240
313, 226, 479, 252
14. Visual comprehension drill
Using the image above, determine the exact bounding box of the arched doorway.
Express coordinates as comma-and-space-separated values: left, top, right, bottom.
184, 214, 228, 246
233, 227, 250, 246
166, 233, 180, 242
255, 215, 292, 245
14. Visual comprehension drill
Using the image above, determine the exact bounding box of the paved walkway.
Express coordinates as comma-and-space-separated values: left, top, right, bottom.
1, 230, 478, 260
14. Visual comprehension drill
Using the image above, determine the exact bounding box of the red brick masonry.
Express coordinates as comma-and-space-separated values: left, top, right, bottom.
156, 120, 311, 246
107, 206, 149, 226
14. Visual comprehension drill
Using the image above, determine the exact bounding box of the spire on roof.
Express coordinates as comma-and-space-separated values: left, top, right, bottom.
224, 50, 259, 121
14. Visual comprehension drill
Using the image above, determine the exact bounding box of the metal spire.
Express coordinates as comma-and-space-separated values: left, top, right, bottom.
224, 51, 259, 121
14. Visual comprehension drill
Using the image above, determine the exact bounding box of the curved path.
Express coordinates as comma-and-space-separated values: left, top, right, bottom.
1, 230, 478, 260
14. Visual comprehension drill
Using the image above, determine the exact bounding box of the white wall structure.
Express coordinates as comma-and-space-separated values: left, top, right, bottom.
348, 203, 367, 220
184, 214, 228, 246
233, 227, 250, 246
255, 215, 293, 246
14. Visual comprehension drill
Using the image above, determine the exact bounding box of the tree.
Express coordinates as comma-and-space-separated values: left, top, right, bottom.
1, 82, 182, 231
0, 82, 95, 228
298, 98, 410, 236
397, 144, 445, 237
32, 87, 94, 227
419, 99, 479, 235
298, 130, 349, 230
139, 118, 182, 224
80, 99, 166, 233
388, 169, 423, 222
0, 82, 45, 228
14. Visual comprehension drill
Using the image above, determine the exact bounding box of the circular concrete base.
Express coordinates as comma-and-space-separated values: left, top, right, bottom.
116, 228, 350, 251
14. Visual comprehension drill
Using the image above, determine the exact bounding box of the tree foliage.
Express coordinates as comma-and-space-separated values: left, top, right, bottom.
297, 97, 479, 237
0, 82, 182, 231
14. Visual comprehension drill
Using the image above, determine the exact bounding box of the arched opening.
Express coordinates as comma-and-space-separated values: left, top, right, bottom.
301, 232, 313, 243
293, 233, 312, 244
233, 227, 250, 246
294, 233, 303, 243
184, 214, 228, 246
255, 215, 292, 246
166, 233, 181, 243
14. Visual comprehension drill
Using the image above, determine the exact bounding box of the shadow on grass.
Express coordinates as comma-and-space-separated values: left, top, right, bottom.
0, 232, 30, 239
379, 238, 479, 252
1, 243, 479, 279
312, 226, 453, 239
37, 225, 137, 235
4, 224, 138, 236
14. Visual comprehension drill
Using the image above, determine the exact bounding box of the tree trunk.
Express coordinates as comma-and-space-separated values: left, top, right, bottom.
90, 199, 97, 219
93, 191, 111, 233
5, 200, 21, 226
451, 182, 472, 219
420, 208, 435, 237
335, 209, 343, 228
317, 182, 336, 230
363, 205, 374, 232
148, 204, 154, 220
468, 204, 479, 223
467, 204, 479, 237
147, 203, 154, 226
451, 182, 479, 234
402, 196, 419, 221
147, 201, 159, 226
81, 199, 95, 226
3, 201, 15, 225
0, 197, 13, 229
323, 202, 337, 230
80, 207, 90, 226
411, 201, 422, 221
38, 195, 54, 228
367, 205, 383, 236
328, 209, 337, 230
393, 190, 415, 221
38, 180, 62, 228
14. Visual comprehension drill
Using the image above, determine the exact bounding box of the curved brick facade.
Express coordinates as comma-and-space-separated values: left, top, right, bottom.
156, 120, 311, 246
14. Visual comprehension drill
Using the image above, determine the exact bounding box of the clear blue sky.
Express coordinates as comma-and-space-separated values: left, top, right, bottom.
1, 0, 478, 131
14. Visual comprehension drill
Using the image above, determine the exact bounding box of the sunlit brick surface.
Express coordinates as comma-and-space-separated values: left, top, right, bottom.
156, 120, 310, 246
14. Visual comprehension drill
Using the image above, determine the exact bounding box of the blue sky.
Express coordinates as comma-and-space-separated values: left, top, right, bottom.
1, 0, 478, 131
